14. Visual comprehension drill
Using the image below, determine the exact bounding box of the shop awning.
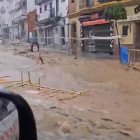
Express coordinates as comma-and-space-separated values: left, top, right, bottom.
82, 19, 109, 26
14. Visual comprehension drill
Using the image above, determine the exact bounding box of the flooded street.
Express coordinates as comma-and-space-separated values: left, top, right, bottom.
0, 44, 140, 140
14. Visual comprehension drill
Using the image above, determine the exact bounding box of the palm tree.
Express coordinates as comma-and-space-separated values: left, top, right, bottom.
103, 3, 127, 61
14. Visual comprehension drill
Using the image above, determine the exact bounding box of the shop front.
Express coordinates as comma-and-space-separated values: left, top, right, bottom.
117, 4, 140, 49
79, 11, 114, 55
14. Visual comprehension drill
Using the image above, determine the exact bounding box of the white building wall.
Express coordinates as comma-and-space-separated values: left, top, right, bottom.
58, 0, 68, 17
27, 0, 36, 13
36, 1, 53, 22
0, 0, 11, 37
2, 0, 11, 26
57, 0, 69, 46
7, 0, 28, 40
36, 0, 54, 46
36, 0, 69, 48
0, 0, 27, 40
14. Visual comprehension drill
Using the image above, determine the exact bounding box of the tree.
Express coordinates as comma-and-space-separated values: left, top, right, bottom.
103, 4, 127, 61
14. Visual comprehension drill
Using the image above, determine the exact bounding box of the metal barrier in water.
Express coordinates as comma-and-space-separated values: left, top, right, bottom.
128, 49, 140, 67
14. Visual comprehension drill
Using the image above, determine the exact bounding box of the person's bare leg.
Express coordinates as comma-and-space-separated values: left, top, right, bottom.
36, 42, 40, 52
31, 43, 34, 52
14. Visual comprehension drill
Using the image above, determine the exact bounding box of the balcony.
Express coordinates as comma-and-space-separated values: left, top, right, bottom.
98, 0, 119, 3
38, 8, 55, 21
12, 19, 19, 25
12, 14, 27, 25
38, 11, 50, 21
35, 0, 49, 5
98, 0, 137, 8
79, 0, 125, 10
9, 2, 21, 13
69, 0, 134, 18
79, 0, 134, 14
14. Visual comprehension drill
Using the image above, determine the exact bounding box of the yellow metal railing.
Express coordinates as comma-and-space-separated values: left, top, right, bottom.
79, 0, 133, 14
69, 0, 134, 18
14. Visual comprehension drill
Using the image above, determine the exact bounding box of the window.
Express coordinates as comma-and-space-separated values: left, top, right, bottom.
71, 0, 74, 3
122, 25, 129, 36
40, 7, 42, 13
56, 0, 59, 16
44, 5, 47, 11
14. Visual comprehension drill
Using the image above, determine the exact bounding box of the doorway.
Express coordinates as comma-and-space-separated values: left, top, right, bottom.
61, 26, 65, 45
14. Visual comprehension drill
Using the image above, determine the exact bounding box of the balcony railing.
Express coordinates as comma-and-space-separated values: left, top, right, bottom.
35, 0, 49, 5
37, 7, 55, 22
79, 0, 131, 10
98, 0, 116, 3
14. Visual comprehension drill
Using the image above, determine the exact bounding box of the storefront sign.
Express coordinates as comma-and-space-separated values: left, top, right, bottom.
82, 19, 109, 26
134, 5, 140, 14
119, 5, 140, 22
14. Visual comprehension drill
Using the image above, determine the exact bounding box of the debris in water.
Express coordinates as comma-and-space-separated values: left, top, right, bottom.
119, 130, 131, 136
25, 90, 40, 94
101, 117, 113, 122
60, 122, 71, 134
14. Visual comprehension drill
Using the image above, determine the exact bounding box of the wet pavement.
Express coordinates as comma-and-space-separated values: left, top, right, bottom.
0, 44, 140, 139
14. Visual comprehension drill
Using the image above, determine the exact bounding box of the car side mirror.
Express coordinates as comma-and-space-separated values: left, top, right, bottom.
0, 90, 37, 140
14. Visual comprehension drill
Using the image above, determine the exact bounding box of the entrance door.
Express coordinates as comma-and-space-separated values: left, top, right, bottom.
135, 23, 140, 49
61, 26, 65, 45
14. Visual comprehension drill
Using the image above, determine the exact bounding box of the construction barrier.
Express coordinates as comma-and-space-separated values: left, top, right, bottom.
121, 47, 140, 69
29, 36, 121, 53
128, 49, 140, 67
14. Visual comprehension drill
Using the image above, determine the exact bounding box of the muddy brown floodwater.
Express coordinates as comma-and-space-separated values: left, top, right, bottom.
0, 44, 140, 140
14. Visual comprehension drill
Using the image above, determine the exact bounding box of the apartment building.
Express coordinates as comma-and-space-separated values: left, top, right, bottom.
68, 0, 138, 54
0, 0, 11, 38
35, 0, 69, 48
8, 0, 27, 40
117, 1, 140, 49
27, 0, 37, 41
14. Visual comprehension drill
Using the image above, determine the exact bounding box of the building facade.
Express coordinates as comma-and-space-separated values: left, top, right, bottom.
27, 0, 37, 42
0, 0, 11, 38
35, 0, 69, 48
118, 2, 140, 49
8, 0, 27, 41
0, 0, 28, 41
68, 0, 138, 54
